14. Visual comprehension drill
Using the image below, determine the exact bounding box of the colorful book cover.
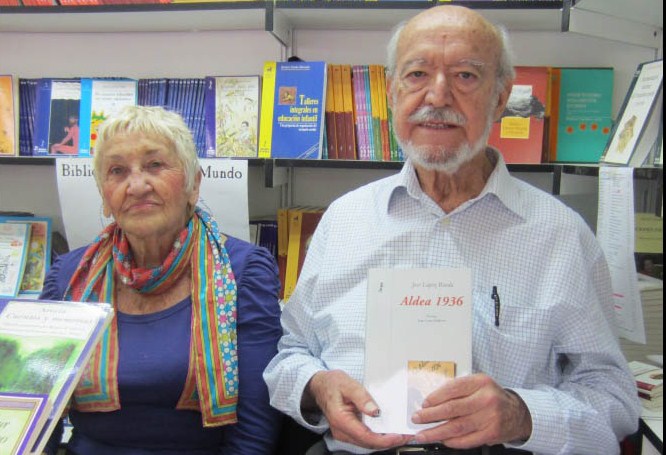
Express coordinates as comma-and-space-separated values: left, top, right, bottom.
0, 393, 50, 455
204, 75, 260, 158
18, 78, 38, 157
363, 267, 472, 435
341, 64, 357, 160
0, 222, 30, 298
331, 64, 346, 160
324, 64, 337, 160
0, 75, 16, 156
32, 79, 81, 156
79, 78, 138, 157
267, 61, 327, 160
488, 66, 549, 164
351, 65, 370, 161
0, 216, 52, 296
0, 298, 113, 455
548, 68, 613, 163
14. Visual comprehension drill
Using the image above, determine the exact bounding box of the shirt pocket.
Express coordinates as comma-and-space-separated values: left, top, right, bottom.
472, 288, 556, 386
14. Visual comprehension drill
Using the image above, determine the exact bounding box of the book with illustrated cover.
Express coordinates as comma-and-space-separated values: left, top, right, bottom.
78, 78, 138, 157
0, 298, 113, 455
548, 68, 613, 163
258, 61, 327, 159
204, 75, 260, 158
0, 216, 52, 297
363, 267, 472, 434
0, 222, 30, 299
488, 66, 549, 164
0, 75, 16, 156
600, 59, 663, 168
32, 79, 81, 156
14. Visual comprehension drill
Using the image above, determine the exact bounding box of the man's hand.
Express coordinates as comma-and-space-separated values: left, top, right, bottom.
306, 370, 412, 450
412, 373, 532, 448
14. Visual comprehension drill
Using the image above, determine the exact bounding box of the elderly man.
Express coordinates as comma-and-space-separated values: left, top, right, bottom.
264, 5, 640, 455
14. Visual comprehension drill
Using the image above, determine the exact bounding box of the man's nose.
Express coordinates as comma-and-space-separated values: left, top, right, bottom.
425, 72, 453, 107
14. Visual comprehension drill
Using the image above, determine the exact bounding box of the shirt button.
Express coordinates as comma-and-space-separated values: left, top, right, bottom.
441, 218, 450, 227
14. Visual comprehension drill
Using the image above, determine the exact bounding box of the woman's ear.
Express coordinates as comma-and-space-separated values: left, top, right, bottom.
189, 170, 202, 208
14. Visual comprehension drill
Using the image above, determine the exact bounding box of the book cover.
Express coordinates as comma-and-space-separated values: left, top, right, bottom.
283, 207, 324, 302
0, 222, 30, 299
0, 393, 50, 455
0, 216, 51, 297
341, 64, 357, 160
204, 75, 260, 158
266, 61, 327, 160
0, 75, 16, 156
368, 65, 383, 161
548, 68, 613, 163
32, 79, 81, 157
488, 66, 549, 164
331, 64, 345, 160
18, 78, 38, 157
352, 65, 370, 161
324, 65, 337, 160
258, 61, 277, 159
276, 207, 289, 301
600, 59, 663, 167
363, 267, 472, 435
0, 298, 113, 454
78, 78, 138, 157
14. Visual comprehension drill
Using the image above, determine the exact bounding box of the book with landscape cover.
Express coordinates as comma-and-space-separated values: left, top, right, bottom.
32, 79, 81, 156
0, 216, 51, 297
0, 298, 113, 455
363, 267, 472, 435
204, 75, 260, 158
488, 66, 549, 164
548, 68, 613, 163
600, 59, 663, 168
0, 222, 30, 299
0, 75, 16, 156
258, 61, 327, 159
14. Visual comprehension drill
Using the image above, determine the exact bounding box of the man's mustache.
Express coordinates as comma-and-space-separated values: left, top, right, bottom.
408, 106, 467, 126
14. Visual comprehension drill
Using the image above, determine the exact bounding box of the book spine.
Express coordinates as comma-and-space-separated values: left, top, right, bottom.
78, 78, 93, 157
258, 61, 277, 159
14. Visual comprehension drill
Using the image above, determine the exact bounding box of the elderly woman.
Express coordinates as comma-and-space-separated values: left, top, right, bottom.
40, 106, 282, 454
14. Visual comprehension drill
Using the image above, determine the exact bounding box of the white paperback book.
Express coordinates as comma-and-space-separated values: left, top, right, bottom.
363, 267, 472, 435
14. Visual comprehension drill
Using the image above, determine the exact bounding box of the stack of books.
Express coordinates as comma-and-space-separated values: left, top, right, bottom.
620, 274, 663, 363
628, 361, 663, 411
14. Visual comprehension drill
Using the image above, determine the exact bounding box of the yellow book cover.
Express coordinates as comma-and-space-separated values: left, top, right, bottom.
258, 61, 277, 158
0, 75, 16, 156
331, 64, 346, 161
368, 65, 383, 161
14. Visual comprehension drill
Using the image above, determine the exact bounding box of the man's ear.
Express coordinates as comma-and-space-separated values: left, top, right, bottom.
493, 82, 513, 122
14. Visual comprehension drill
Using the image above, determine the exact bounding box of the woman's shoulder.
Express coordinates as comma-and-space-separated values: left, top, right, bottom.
222, 234, 277, 281
40, 245, 89, 300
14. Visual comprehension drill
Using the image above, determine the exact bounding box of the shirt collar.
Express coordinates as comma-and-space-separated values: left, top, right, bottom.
387, 148, 526, 220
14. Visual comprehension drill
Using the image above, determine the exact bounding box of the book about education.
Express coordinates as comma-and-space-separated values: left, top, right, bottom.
258, 61, 327, 159
0, 298, 113, 455
363, 267, 472, 435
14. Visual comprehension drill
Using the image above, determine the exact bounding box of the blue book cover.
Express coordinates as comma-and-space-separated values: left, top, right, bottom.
32, 79, 81, 156
78, 78, 137, 157
270, 61, 327, 159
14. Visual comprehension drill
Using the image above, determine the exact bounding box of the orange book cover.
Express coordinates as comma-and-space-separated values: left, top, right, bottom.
0, 75, 16, 156
283, 207, 324, 302
487, 66, 549, 164
341, 64, 357, 160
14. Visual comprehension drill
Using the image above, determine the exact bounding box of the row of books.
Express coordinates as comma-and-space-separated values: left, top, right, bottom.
0, 215, 52, 299
628, 360, 663, 411
2, 59, 662, 165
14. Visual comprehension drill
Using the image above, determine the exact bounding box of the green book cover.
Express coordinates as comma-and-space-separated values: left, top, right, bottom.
551, 68, 613, 163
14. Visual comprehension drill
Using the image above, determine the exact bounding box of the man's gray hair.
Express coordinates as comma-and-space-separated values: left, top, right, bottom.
385, 17, 516, 93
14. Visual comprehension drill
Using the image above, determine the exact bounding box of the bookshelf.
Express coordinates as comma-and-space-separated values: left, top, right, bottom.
0, 0, 663, 234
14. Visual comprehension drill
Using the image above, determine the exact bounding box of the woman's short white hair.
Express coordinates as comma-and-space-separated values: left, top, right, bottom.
92, 105, 200, 194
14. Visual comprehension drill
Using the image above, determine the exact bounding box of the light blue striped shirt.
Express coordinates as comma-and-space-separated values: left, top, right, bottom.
264, 151, 640, 455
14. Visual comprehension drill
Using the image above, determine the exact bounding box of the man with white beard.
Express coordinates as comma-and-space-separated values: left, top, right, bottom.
264, 5, 640, 455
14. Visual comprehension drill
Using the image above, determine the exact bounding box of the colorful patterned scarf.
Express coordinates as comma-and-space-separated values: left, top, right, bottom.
64, 207, 238, 426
